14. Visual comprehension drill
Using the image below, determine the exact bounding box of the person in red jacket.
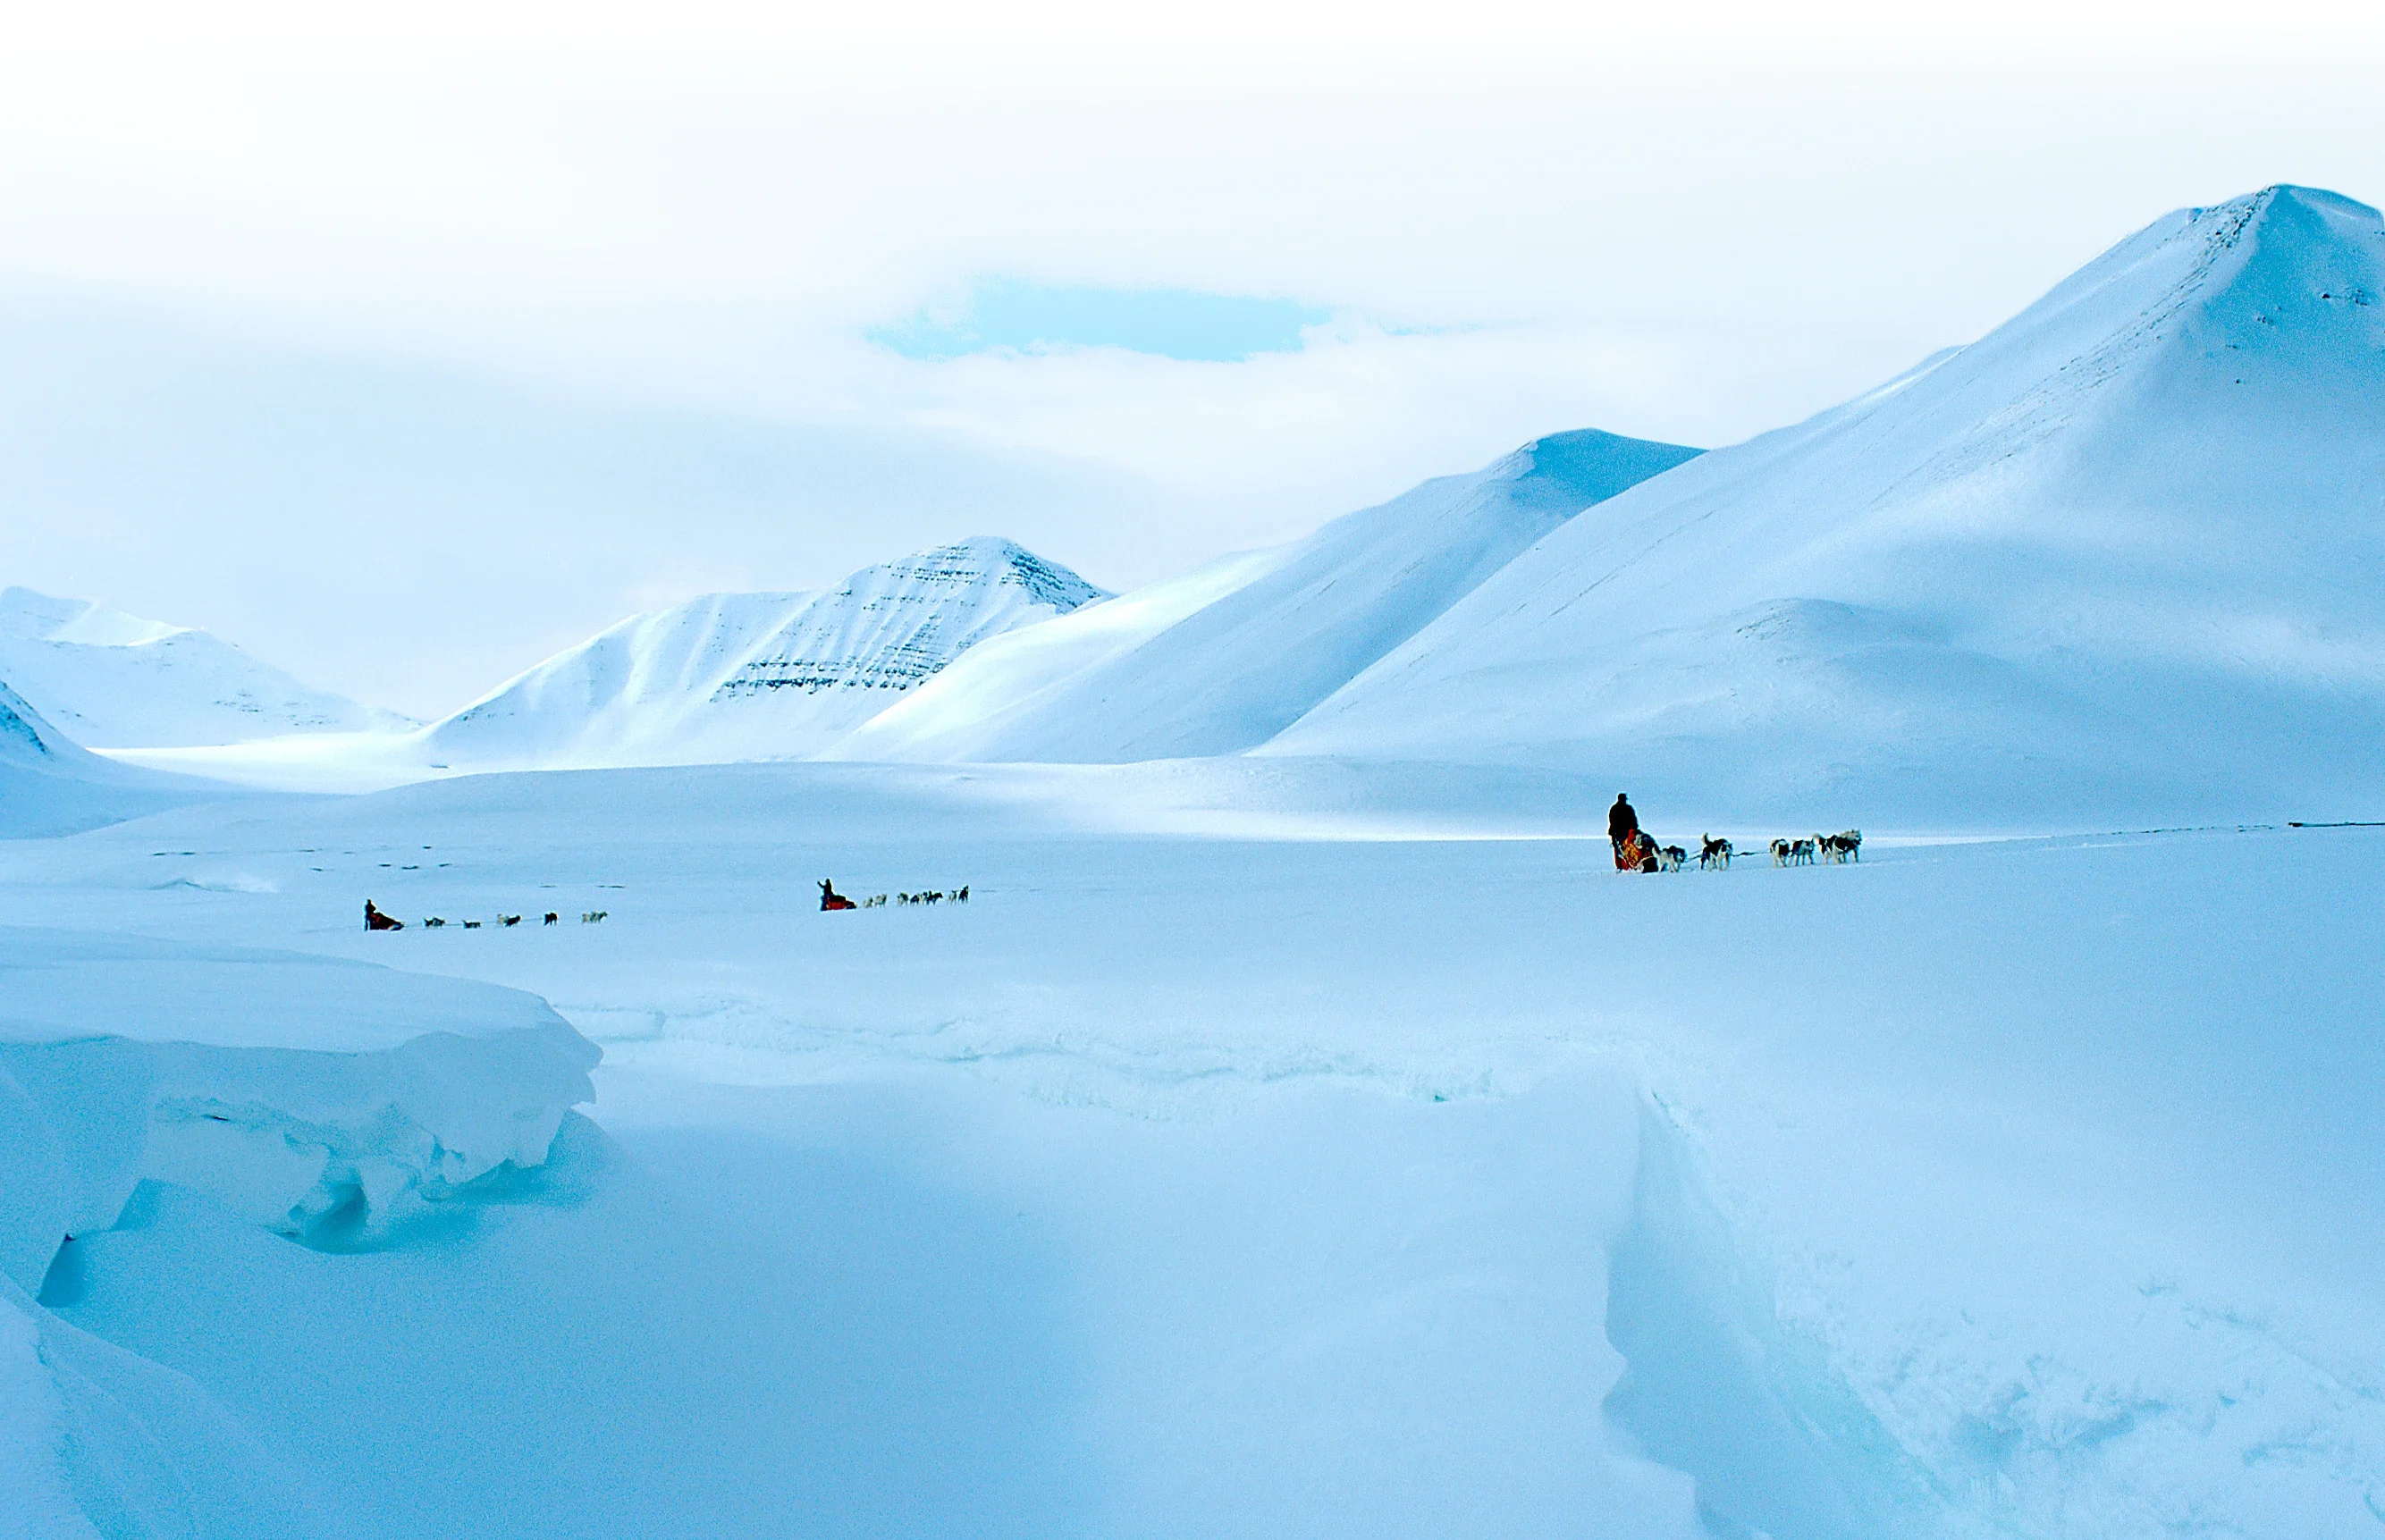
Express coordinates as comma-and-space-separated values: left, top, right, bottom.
1608, 795, 1640, 869
364, 900, 403, 931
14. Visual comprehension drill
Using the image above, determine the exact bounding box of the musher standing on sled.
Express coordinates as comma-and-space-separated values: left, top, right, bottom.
1608, 793, 1646, 872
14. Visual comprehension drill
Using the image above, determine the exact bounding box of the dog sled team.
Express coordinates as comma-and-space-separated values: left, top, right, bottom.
818, 879, 968, 912
1605, 795, 1859, 875
366, 900, 597, 931
370, 879, 975, 930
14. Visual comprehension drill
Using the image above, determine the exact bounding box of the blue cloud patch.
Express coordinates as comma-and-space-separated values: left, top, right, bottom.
872, 279, 1329, 363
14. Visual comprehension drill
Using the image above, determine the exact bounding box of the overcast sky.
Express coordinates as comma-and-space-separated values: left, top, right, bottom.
3, 0, 2381, 718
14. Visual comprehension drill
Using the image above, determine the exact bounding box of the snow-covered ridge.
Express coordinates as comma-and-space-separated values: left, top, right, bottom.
420, 535, 1107, 769
0, 927, 599, 1291
832, 427, 1701, 763
1265, 184, 2385, 827
0, 585, 404, 750
423, 589, 818, 767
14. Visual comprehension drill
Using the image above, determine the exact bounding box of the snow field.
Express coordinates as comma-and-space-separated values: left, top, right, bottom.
3, 762, 2380, 1536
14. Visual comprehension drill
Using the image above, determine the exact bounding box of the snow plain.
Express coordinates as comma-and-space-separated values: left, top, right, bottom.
2, 762, 2380, 1539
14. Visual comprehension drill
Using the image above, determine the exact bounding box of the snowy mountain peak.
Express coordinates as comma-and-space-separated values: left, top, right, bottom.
1495, 426, 1715, 506
2000, 183, 2382, 378
0, 586, 402, 748
420, 538, 1106, 769
713, 537, 1105, 702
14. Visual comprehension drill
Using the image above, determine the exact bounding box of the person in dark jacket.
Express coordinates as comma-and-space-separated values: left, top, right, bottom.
1607, 794, 1639, 857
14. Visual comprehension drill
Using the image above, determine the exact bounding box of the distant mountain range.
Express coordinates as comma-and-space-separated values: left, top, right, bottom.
18, 183, 2384, 829
0, 587, 404, 749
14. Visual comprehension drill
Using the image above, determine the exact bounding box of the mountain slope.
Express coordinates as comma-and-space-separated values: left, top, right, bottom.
0, 676, 218, 836
831, 428, 1703, 763
1264, 185, 2385, 828
0, 587, 401, 748
422, 537, 1104, 768
415, 591, 816, 768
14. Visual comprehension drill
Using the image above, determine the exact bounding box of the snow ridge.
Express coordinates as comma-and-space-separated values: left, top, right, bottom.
833, 427, 1701, 763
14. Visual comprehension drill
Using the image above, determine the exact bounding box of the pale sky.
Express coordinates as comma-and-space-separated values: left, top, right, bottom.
3, 0, 2381, 718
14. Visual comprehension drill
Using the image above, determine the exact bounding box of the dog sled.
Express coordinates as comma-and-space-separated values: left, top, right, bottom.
1613, 831, 1660, 874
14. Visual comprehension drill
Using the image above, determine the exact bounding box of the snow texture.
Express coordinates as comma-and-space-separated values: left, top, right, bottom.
0, 587, 403, 750
835, 428, 1701, 762
1267, 187, 2385, 829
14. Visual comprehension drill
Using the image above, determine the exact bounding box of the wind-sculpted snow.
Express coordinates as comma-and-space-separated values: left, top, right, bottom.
419, 536, 1105, 770
0, 927, 595, 1537
835, 427, 1701, 762
1268, 186, 2385, 829
0, 586, 402, 749
0, 927, 598, 1284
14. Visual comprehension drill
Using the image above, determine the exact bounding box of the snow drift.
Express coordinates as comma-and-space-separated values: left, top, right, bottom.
0, 586, 401, 749
421, 537, 1104, 769
0, 926, 599, 1290
1266, 186, 2385, 828
832, 428, 1702, 763
0, 928, 595, 1540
